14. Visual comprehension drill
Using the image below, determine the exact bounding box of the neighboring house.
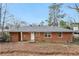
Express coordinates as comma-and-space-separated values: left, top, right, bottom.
73, 30, 79, 38
71, 23, 79, 38
71, 23, 79, 30
5, 26, 77, 43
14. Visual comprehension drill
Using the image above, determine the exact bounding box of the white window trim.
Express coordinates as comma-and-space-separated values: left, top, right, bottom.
44, 32, 52, 38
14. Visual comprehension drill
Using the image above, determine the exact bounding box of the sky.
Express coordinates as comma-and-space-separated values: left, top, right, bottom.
6, 3, 79, 24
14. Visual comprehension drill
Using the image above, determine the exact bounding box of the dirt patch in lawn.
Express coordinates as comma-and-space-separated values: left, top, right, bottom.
0, 42, 79, 56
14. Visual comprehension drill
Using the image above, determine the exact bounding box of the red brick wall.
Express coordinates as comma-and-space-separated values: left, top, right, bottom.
22, 32, 31, 41
35, 32, 44, 41
51, 32, 73, 43
35, 32, 52, 42
51, 32, 59, 42
62, 32, 73, 42
10, 32, 20, 42
10, 32, 73, 43
10, 32, 31, 41
35, 32, 73, 42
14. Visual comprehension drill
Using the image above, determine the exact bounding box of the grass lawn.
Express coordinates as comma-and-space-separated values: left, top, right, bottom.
0, 41, 79, 56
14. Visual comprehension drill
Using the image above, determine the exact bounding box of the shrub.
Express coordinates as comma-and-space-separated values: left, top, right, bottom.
1, 32, 10, 42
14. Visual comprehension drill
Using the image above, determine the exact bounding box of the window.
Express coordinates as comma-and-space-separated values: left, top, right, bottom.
44, 32, 51, 38
57, 32, 62, 38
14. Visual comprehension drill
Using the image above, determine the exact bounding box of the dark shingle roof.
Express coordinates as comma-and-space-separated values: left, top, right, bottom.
6, 26, 75, 32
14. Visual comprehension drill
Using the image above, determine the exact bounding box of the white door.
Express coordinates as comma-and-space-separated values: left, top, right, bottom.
31, 32, 35, 42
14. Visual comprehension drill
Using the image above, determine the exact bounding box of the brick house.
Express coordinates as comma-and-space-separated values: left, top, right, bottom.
6, 26, 78, 43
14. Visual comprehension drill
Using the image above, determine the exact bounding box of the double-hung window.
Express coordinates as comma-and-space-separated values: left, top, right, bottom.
44, 32, 51, 38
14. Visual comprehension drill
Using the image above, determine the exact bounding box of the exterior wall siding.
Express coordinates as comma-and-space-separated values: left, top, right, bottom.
35, 32, 73, 42
62, 32, 73, 42
10, 32, 73, 43
51, 32, 73, 43
10, 32, 20, 42
35, 32, 44, 41
22, 32, 31, 41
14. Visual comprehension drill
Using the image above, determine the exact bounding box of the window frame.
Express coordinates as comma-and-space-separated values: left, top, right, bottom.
44, 32, 52, 38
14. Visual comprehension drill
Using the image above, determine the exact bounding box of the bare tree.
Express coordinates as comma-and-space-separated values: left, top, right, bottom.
5, 15, 27, 29
68, 4, 79, 29
0, 4, 2, 27
2, 4, 7, 35
68, 4, 79, 13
